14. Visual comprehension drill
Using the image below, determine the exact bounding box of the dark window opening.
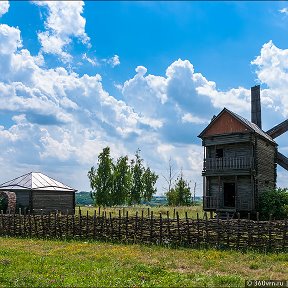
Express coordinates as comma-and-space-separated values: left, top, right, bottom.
216, 148, 223, 158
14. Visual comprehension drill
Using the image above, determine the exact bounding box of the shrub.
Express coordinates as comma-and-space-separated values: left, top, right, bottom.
258, 188, 288, 220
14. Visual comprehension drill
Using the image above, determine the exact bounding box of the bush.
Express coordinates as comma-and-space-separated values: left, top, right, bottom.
258, 188, 288, 220
166, 171, 192, 206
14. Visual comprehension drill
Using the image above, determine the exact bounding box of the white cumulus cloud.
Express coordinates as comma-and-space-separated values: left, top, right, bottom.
0, 24, 22, 54
109, 55, 120, 67
252, 40, 288, 117
34, 1, 90, 62
0, 1, 9, 17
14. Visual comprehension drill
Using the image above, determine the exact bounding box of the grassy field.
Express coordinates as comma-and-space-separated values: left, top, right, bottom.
76, 205, 205, 219
0, 237, 287, 287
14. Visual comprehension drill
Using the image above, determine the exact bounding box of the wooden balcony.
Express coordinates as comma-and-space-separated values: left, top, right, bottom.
203, 196, 218, 210
203, 196, 253, 212
203, 157, 254, 175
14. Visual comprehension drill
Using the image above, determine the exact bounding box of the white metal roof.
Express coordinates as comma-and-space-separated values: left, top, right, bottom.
0, 172, 76, 192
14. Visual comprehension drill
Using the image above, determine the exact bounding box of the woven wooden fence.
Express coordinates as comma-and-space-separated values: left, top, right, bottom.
0, 209, 287, 252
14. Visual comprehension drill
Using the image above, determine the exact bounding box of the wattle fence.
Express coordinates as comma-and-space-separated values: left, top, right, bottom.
0, 209, 287, 252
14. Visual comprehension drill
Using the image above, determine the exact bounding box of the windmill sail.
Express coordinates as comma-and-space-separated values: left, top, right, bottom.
266, 119, 288, 139
276, 152, 288, 171
265, 115, 288, 171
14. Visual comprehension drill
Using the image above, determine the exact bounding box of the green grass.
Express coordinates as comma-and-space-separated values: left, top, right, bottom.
0, 237, 287, 287
76, 205, 205, 219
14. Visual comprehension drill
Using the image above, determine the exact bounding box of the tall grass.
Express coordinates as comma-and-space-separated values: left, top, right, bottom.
76, 205, 204, 219
0, 237, 287, 287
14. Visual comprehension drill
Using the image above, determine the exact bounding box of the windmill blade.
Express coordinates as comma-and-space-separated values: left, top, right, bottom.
277, 151, 288, 171
266, 119, 288, 139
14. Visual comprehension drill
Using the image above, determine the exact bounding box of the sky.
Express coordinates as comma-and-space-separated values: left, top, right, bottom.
1, 1, 288, 196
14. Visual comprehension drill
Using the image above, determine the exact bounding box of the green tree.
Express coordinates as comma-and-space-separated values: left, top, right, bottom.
112, 156, 131, 205
166, 171, 192, 206
88, 147, 159, 206
258, 188, 288, 220
166, 187, 178, 206
129, 149, 145, 205
88, 147, 114, 206
143, 167, 158, 202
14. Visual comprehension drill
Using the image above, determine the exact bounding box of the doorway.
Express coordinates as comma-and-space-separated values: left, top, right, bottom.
223, 182, 235, 207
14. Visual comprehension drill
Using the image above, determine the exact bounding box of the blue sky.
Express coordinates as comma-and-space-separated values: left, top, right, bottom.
1, 1, 288, 195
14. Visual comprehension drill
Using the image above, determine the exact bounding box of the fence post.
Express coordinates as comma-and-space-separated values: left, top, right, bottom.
196, 212, 200, 246
23, 209, 26, 236
256, 212, 260, 247
93, 210, 97, 240
226, 213, 230, 248
58, 210, 62, 238
72, 212, 75, 238
13, 211, 16, 236
204, 212, 208, 247
141, 210, 144, 241
159, 212, 163, 245
167, 211, 171, 241
86, 211, 89, 238
176, 211, 181, 244
216, 212, 220, 248
18, 208, 22, 237
1, 210, 4, 236
79, 208, 82, 239
28, 210, 32, 238
125, 211, 129, 242
8, 210, 11, 237
33, 214, 38, 238
150, 211, 154, 243
268, 214, 272, 251
65, 209, 69, 239
47, 212, 51, 238
100, 211, 104, 239
40, 209, 44, 238
247, 213, 251, 248
118, 210, 121, 241
283, 218, 287, 250
185, 211, 190, 246
109, 212, 113, 240
54, 211, 57, 238
134, 211, 138, 243
236, 212, 240, 249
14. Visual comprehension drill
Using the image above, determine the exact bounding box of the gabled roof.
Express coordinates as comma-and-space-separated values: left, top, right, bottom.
198, 108, 276, 144
0, 172, 76, 192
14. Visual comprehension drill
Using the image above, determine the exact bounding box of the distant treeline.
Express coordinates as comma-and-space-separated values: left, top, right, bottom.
75, 192, 202, 207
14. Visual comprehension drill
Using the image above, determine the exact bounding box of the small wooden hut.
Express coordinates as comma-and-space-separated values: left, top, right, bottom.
0, 172, 76, 214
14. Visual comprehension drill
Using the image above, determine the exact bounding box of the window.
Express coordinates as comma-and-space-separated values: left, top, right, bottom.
216, 148, 223, 158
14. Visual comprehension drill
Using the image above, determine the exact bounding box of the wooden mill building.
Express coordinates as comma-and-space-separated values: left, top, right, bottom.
0, 172, 76, 214
198, 86, 278, 215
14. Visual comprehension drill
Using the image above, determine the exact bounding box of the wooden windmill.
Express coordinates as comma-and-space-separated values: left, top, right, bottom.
198, 85, 286, 215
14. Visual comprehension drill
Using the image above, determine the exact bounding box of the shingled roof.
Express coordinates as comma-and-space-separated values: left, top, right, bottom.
0, 172, 76, 192
198, 108, 276, 144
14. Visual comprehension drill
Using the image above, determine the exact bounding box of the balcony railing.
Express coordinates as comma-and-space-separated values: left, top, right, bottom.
203, 196, 253, 211
203, 196, 218, 209
203, 157, 253, 172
